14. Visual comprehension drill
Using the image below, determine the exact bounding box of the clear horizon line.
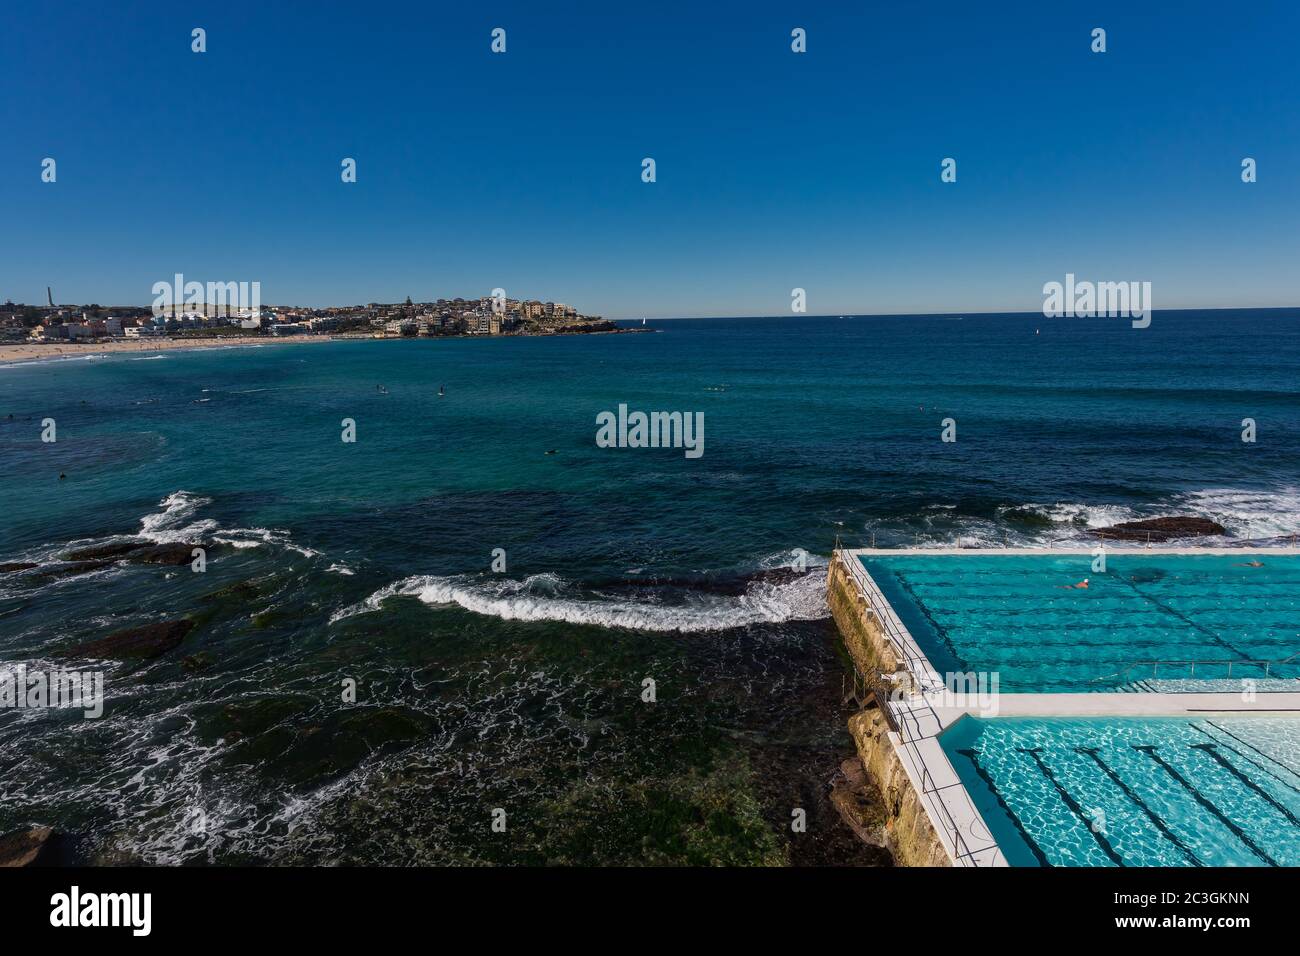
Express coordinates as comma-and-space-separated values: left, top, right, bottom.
619, 305, 1300, 320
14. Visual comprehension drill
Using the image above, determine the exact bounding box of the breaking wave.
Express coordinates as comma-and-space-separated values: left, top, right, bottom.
889, 486, 1299, 549
135, 491, 320, 555
138, 491, 219, 543
1175, 486, 1300, 539
331, 565, 829, 632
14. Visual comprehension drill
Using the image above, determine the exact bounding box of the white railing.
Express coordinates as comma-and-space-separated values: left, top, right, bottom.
837, 549, 944, 692
1093, 650, 1300, 686
836, 549, 1005, 866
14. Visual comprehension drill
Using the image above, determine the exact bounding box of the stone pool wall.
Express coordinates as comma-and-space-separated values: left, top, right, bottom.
828, 552, 951, 866
847, 708, 952, 867
826, 553, 900, 678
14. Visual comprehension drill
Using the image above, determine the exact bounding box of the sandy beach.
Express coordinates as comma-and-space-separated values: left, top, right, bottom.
0, 335, 336, 366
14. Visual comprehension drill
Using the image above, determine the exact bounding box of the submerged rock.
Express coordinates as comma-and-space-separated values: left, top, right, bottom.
60, 541, 201, 566
36, 560, 117, 579
222, 695, 316, 734
132, 543, 200, 566
63, 540, 147, 562
180, 652, 215, 673
202, 580, 261, 602
0, 826, 57, 867
65, 619, 196, 660
1091, 516, 1226, 541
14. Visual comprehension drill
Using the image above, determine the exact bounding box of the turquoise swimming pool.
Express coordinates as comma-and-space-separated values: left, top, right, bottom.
860, 553, 1300, 691
942, 716, 1300, 867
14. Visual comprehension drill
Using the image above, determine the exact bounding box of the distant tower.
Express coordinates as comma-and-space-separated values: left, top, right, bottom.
47, 286, 54, 307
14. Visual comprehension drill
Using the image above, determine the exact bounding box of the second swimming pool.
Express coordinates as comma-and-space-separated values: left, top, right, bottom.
941, 716, 1300, 867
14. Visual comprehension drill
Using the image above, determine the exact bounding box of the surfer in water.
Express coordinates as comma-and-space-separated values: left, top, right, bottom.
439, 384, 445, 397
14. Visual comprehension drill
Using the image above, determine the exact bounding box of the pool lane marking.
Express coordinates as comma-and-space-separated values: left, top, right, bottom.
1074, 747, 1202, 867
1016, 747, 1126, 866
893, 571, 964, 662
1132, 745, 1278, 867
1190, 723, 1300, 792
955, 748, 1052, 867
1118, 578, 1257, 663
1202, 720, 1300, 781
894, 566, 1261, 679
1189, 743, 1300, 828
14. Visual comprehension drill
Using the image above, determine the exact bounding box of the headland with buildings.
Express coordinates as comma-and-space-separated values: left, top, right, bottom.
0, 295, 635, 365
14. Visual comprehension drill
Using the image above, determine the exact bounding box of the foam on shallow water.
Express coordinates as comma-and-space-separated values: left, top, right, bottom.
331, 568, 829, 632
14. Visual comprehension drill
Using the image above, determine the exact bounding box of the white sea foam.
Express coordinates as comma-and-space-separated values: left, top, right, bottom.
212, 526, 320, 556
212, 538, 262, 550
0, 353, 109, 369
137, 493, 321, 555
137, 491, 219, 543
331, 568, 829, 632
906, 486, 1299, 549
1012, 488, 1298, 542
1033, 502, 1140, 530
755, 548, 830, 572
1174, 486, 1300, 539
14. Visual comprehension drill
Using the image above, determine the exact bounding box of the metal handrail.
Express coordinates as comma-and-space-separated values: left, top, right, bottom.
836, 551, 996, 865
919, 762, 979, 865
1091, 650, 1300, 686
857, 663, 980, 865
837, 550, 944, 692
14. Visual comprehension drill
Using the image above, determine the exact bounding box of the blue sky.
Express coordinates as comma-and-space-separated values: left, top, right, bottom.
2, 1, 1297, 318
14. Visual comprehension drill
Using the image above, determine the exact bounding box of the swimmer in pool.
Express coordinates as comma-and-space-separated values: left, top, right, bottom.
1234, 560, 1264, 567
1058, 578, 1089, 589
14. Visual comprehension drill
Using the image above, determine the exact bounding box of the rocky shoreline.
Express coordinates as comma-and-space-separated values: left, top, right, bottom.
0, 826, 60, 867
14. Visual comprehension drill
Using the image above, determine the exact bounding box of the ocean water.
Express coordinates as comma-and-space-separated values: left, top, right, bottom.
1, 310, 1297, 864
